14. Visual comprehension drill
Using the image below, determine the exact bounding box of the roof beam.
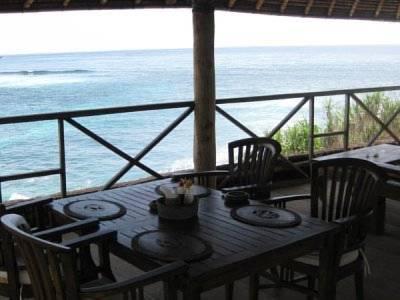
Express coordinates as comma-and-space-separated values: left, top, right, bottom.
305, 0, 314, 15
63, 0, 71, 7
328, 0, 336, 16
23, 0, 34, 9
375, 0, 385, 17
281, 0, 289, 13
349, 0, 359, 17
397, 3, 400, 19
228, 0, 237, 8
255, 0, 265, 10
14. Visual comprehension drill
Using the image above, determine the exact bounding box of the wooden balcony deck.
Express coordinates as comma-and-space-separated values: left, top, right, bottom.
103, 182, 400, 300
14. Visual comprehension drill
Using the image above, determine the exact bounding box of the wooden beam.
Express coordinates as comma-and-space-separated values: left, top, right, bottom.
192, 0, 216, 175
375, 0, 385, 17
349, 0, 359, 17
228, 0, 237, 8
397, 3, 400, 19
280, 0, 289, 13
328, 0, 336, 16
23, 0, 34, 9
63, 0, 71, 7
256, 0, 265, 10
305, 0, 314, 15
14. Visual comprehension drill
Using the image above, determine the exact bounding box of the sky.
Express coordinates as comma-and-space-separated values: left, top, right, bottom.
0, 9, 400, 55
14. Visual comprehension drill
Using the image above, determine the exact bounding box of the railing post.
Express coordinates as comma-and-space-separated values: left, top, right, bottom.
58, 119, 67, 197
343, 93, 350, 150
308, 96, 315, 173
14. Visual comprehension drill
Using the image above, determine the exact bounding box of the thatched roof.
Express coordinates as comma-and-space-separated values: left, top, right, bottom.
1, 0, 399, 22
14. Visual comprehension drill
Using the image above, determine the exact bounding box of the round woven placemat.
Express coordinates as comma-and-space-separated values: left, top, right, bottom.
132, 230, 213, 262
64, 199, 126, 221
231, 205, 302, 228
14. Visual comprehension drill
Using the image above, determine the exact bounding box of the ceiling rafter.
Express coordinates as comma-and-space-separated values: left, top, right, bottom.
23, 0, 34, 9
375, 0, 385, 16
255, 0, 265, 10
280, 0, 289, 13
350, 0, 359, 17
305, 0, 314, 15
228, 0, 237, 8
328, 0, 336, 16
397, 3, 400, 19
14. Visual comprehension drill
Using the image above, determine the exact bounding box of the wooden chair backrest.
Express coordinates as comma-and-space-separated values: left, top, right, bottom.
1, 214, 79, 300
228, 138, 281, 187
311, 158, 385, 248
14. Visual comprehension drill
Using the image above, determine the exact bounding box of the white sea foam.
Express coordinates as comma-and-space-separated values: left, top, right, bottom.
167, 145, 229, 172
0, 75, 87, 88
9, 192, 30, 201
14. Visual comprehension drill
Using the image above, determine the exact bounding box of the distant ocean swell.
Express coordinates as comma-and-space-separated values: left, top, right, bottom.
0, 70, 92, 76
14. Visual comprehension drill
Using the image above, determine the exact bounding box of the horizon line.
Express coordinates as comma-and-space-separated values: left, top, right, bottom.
2, 43, 400, 57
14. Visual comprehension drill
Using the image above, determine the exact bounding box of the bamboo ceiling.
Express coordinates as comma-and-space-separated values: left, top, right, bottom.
1, 0, 400, 22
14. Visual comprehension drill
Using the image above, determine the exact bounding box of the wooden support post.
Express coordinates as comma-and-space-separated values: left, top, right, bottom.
343, 93, 350, 150
193, 1, 216, 174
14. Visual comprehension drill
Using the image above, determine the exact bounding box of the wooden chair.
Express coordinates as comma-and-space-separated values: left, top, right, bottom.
254, 158, 385, 300
1, 213, 187, 300
221, 137, 281, 199
0, 198, 53, 300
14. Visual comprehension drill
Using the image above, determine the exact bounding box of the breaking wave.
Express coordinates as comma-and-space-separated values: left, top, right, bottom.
0, 70, 92, 76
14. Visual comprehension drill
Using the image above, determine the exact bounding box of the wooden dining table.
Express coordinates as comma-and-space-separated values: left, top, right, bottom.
50, 179, 340, 300
315, 143, 400, 234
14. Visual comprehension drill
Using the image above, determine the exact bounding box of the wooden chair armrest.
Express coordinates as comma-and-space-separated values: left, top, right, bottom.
34, 218, 99, 240
260, 194, 310, 208
80, 261, 187, 298
4, 198, 53, 212
62, 229, 116, 249
333, 212, 372, 229
171, 170, 229, 181
220, 184, 258, 193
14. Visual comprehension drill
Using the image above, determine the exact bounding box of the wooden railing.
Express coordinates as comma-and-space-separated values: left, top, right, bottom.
0, 85, 399, 201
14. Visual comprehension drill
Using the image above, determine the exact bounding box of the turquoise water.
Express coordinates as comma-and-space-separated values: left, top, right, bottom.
1, 46, 400, 200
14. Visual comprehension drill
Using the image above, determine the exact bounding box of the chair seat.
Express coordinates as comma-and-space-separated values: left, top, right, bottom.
0, 267, 30, 285
294, 249, 360, 267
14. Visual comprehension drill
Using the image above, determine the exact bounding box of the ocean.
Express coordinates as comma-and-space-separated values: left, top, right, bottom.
1, 45, 400, 200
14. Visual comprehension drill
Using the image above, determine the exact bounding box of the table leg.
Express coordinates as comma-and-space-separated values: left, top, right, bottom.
374, 196, 386, 235
249, 274, 260, 300
182, 287, 201, 300
318, 232, 339, 300
163, 280, 178, 300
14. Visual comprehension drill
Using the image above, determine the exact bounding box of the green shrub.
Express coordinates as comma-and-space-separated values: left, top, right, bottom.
266, 92, 399, 155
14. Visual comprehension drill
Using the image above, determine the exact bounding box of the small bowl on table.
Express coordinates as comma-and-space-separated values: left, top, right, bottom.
223, 191, 250, 207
